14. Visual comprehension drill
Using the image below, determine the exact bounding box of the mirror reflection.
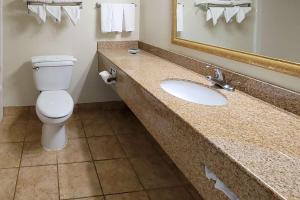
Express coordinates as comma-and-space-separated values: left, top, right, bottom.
176, 0, 300, 64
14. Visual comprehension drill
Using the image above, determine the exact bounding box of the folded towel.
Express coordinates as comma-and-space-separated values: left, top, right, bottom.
236, 7, 251, 23
123, 3, 135, 32
46, 5, 61, 22
111, 4, 123, 32
62, 6, 81, 25
224, 6, 239, 23
176, 4, 184, 32
100, 3, 113, 32
207, 7, 224, 26
28, 5, 47, 23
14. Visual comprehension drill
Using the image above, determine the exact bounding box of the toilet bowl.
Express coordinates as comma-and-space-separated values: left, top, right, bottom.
31, 55, 76, 151
36, 90, 74, 151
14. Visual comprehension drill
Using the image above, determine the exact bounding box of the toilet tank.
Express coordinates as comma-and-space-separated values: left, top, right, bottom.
32, 56, 77, 91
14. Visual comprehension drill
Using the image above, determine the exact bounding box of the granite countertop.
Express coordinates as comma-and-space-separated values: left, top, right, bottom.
98, 48, 300, 200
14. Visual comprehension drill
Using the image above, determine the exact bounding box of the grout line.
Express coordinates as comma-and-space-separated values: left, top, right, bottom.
80, 115, 106, 200
0, 141, 25, 145
56, 152, 61, 200
113, 130, 152, 200
62, 195, 104, 200
12, 139, 25, 200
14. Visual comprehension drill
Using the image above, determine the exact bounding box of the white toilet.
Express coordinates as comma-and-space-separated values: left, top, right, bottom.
32, 55, 76, 151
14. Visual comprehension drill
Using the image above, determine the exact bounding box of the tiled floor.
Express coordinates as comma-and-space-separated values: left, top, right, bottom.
0, 105, 203, 200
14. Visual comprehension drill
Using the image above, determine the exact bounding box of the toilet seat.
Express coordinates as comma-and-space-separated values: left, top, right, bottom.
37, 90, 74, 119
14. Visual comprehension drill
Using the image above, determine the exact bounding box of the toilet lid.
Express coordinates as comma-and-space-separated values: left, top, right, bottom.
37, 91, 74, 119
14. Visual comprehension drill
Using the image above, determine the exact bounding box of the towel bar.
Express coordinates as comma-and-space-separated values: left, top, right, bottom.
195, 2, 251, 10
27, 1, 83, 9
96, 2, 137, 8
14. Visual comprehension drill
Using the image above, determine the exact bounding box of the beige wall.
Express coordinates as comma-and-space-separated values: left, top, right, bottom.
140, 0, 300, 93
178, 0, 255, 52
3, 0, 140, 106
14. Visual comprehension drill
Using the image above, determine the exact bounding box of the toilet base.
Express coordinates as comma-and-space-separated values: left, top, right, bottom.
41, 124, 68, 151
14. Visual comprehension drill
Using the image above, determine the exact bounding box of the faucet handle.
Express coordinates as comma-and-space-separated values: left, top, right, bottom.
214, 68, 224, 81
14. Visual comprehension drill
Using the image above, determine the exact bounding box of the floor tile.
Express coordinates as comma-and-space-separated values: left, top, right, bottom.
186, 184, 204, 200
57, 138, 92, 164
25, 120, 42, 142
21, 141, 57, 167
95, 159, 143, 194
15, 165, 59, 200
0, 143, 23, 168
130, 156, 181, 189
105, 191, 149, 200
0, 120, 27, 142
66, 119, 85, 139
0, 168, 18, 200
117, 133, 158, 157
88, 136, 125, 160
4, 107, 29, 120
147, 187, 194, 200
79, 109, 108, 121
84, 119, 115, 137
107, 111, 147, 135
58, 162, 102, 199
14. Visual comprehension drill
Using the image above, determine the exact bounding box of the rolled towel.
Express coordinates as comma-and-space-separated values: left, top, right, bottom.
123, 3, 136, 32
62, 6, 81, 25
100, 3, 113, 32
111, 4, 123, 32
46, 5, 61, 22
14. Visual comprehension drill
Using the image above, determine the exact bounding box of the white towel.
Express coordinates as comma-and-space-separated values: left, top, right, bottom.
111, 4, 123, 32
46, 5, 61, 23
236, 7, 251, 23
100, 3, 113, 32
63, 6, 81, 25
123, 4, 135, 32
28, 5, 47, 23
176, 4, 184, 32
207, 7, 224, 26
224, 6, 239, 23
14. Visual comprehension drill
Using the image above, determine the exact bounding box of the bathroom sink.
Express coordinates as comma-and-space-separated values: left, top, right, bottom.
160, 79, 228, 106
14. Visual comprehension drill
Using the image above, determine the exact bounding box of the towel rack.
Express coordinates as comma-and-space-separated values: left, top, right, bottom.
195, 2, 251, 10
177, 2, 185, 7
27, 1, 83, 9
96, 2, 137, 8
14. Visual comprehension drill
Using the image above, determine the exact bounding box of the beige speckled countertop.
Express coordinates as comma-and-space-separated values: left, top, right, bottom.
98, 48, 300, 200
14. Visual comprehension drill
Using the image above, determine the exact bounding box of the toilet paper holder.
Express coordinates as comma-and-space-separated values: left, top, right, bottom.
106, 68, 117, 83
108, 68, 117, 82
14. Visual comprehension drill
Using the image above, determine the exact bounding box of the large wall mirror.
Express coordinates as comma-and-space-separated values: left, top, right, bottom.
172, 0, 300, 77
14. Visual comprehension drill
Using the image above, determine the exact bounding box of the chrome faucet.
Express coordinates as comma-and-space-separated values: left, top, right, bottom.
207, 68, 235, 92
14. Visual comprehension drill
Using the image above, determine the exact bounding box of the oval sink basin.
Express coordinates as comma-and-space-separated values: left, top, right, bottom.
160, 79, 227, 106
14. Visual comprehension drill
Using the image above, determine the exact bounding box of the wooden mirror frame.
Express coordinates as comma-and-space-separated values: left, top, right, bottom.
171, 0, 300, 78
